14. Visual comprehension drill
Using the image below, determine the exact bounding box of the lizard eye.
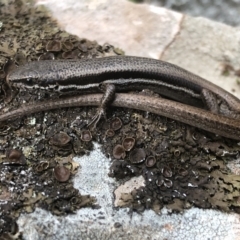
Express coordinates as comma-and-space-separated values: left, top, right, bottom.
26, 78, 34, 85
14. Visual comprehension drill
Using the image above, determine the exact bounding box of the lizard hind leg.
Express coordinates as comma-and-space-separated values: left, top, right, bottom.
201, 88, 240, 119
201, 88, 219, 114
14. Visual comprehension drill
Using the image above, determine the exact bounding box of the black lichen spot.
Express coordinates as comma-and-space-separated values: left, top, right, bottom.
122, 137, 135, 151
53, 165, 71, 182
69, 196, 81, 205
156, 177, 164, 187
46, 40, 62, 52
80, 130, 92, 142
178, 167, 188, 177
129, 148, 146, 164
112, 144, 126, 159
145, 156, 156, 168
114, 222, 122, 228
5, 149, 26, 165
62, 49, 81, 59
41, 161, 49, 170
162, 166, 173, 178
110, 117, 122, 131
35, 161, 50, 173
38, 52, 55, 61
77, 39, 89, 52
163, 178, 173, 188
49, 132, 71, 147
105, 129, 115, 138
62, 40, 74, 52
109, 160, 139, 179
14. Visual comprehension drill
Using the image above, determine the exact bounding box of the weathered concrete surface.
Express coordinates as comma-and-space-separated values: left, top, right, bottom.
16, 0, 240, 239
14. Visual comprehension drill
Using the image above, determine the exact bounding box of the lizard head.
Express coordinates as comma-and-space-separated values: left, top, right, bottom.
7, 64, 40, 88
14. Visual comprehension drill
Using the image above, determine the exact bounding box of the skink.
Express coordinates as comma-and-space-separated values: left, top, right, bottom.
7, 56, 240, 121
1, 93, 240, 140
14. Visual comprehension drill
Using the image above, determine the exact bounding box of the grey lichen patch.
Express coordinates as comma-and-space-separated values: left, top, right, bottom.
99, 109, 240, 214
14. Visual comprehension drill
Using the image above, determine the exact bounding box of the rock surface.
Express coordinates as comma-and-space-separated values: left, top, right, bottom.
12, 0, 240, 239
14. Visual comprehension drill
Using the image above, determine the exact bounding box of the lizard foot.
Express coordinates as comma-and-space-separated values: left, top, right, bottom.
87, 107, 106, 129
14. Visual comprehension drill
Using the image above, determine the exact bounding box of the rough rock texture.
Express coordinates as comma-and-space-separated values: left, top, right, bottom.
1, 0, 240, 239
145, 0, 240, 26
17, 143, 240, 239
